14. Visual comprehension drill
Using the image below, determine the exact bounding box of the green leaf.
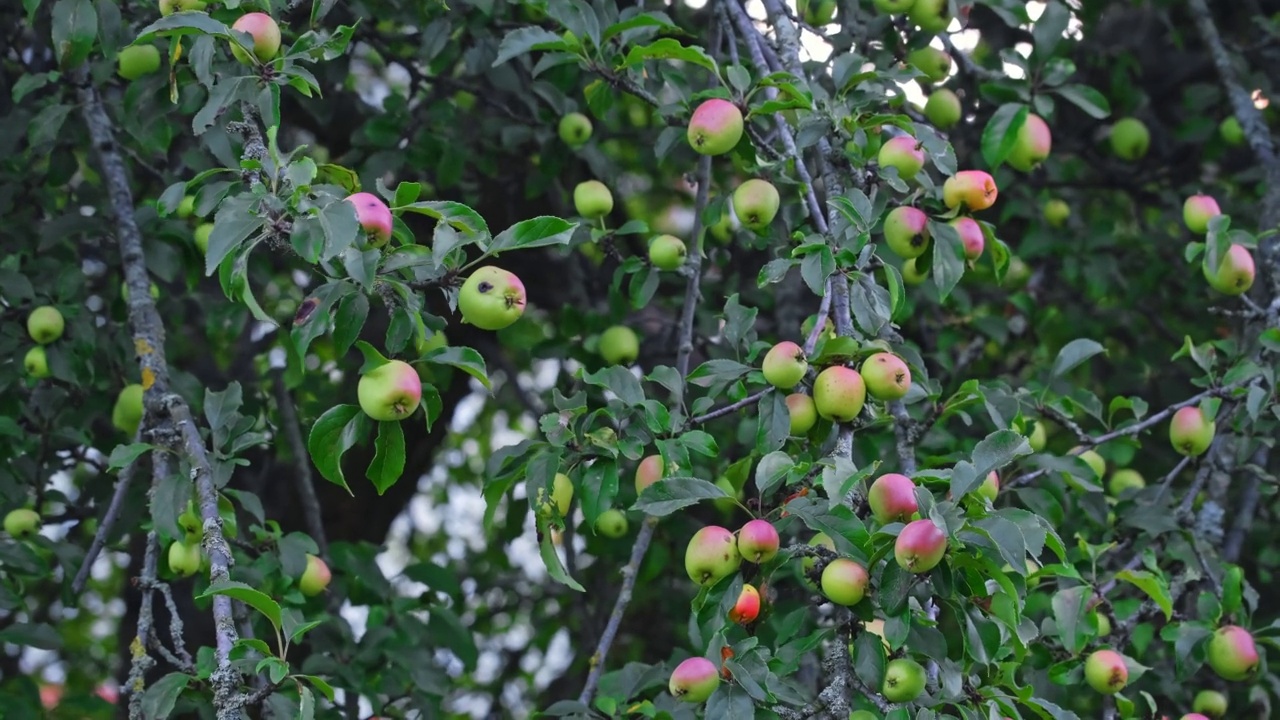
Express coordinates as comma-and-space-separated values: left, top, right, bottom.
1051, 338, 1106, 377
972, 429, 1034, 480
51, 0, 97, 68
1032, 0, 1071, 57
1054, 84, 1111, 119
537, 514, 585, 591
581, 365, 645, 406
399, 200, 490, 239
1051, 585, 1090, 655
205, 196, 264, 276
367, 420, 406, 495
306, 404, 362, 494
489, 216, 578, 253
423, 346, 491, 391
621, 38, 720, 78
316, 198, 361, 260
141, 672, 191, 720
134, 9, 233, 41
1116, 569, 1173, 620
0, 622, 60, 649
632, 476, 728, 516
980, 103, 1029, 169
198, 580, 282, 630
107, 442, 154, 471
928, 219, 966, 300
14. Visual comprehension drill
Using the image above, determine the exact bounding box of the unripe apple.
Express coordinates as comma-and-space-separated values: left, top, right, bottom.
229, 12, 282, 64
907, 46, 952, 84
1073, 448, 1106, 480
635, 455, 664, 494
1022, 419, 1047, 451
785, 393, 818, 435
977, 471, 999, 501
813, 367, 867, 423
1109, 468, 1145, 495
1192, 689, 1228, 717
1183, 194, 1221, 234
1043, 198, 1070, 227
599, 325, 640, 365
895, 519, 946, 573
296, 554, 331, 596
849, 712, 879, 720
113, 384, 145, 436
868, 473, 919, 524
458, 265, 527, 330
168, 540, 202, 577
950, 216, 985, 260
924, 88, 962, 129
762, 341, 808, 390
877, 135, 926, 180
801, 532, 836, 579
1094, 611, 1112, 637
558, 112, 593, 148
1207, 625, 1259, 681
732, 179, 781, 231
159, 0, 206, 14
883, 206, 930, 259
648, 234, 687, 270
1006, 113, 1052, 172
907, 0, 950, 31
820, 558, 870, 606
4, 509, 41, 538
1169, 406, 1215, 456
536, 472, 574, 518
684, 525, 742, 586
1203, 243, 1256, 295
178, 505, 202, 543
27, 306, 65, 345
117, 45, 162, 80
357, 360, 421, 422
797, 0, 836, 25
1083, 649, 1129, 694
901, 257, 927, 285
1219, 116, 1244, 146
669, 657, 720, 703
860, 352, 911, 400
729, 583, 761, 624
686, 98, 744, 156
24, 347, 50, 379
194, 223, 213, 254
345, 192, 394, 247
943, 170, 998, 212
415, 330, 447, 356
882, 657, 927, 702
573, 180, 614, 219
595, 508, 629, 538
1109, 117, 1150, 161
737, 519, 780, 564
872, 0, 913, 12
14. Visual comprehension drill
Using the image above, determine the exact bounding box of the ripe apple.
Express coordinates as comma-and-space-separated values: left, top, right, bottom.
24, 347, 50, 379
977, 471, 999, 501
1169, 406, 1215, 456
868, 473, 919, 524
907, 47, 952, 84
536, 472, 574, 518
635, 454, 664, 494
595, 509, 629, 538
599, 325, 640, 365
668, 657, 720, 703
684, 525, 742, 586
1043, 198, 1070, 227
732, 179, 780, 231
950, 216, 985, 260
1006, 113, 1052, 171
737, 518, 780, 563
877, 135, 926, 180
1183, 194, 1221, 234
194, 223, 212, 254
357, 359, 422, 422
883, 206, 930, 259
168, 540, 202, 577
1207, 625, 1259, 681
159, 0, 207, 14
895, 518, 946, 573
27, 306, 65, 345
1192, 689, 1228, 717
872, 0, 913, 12
943, 170, 998, 211
1219, 116, 1244, 146
762, 341, 808, 390
117, 45, 162, 80
813, 367, 867, 423
882, 658, 927, 702
860, 352, 911, 400
1203, 243, 1256, 295
4, 509, 41, 538
299, 554, 332, 596
797, 0, 836, 25
113, 384, 145, 436
686, 98, 744, 156
729, 583, 761, 624
229, 12, 282, 64
820, 558, 870, 606
924, 88, 962, 129
1109, 117, 1150, 161
1084, 649, 1128, 694
1109, 468, 1145, 496
785, 393, 818, 435
345, 192, 394, 247
573, 180, 613, 219
558, 112, 593, 148
458, 265, 527, 330
648, 234, 687, 270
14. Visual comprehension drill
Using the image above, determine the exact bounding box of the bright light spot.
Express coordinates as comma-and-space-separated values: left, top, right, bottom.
1026, 1, 1046, 21
1253, 89, 1270, 109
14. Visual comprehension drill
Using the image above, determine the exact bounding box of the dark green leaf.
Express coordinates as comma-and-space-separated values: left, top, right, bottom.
632, 476, 728, 516
141, 672, 191, 720
306, 404, 362, 493
198, 580, 282, 630
367, 420, 406, 494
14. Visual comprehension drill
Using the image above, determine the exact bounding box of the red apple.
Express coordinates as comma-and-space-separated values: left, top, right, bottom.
868, 473, 918, 523
943, 170, 998, 212
729, 584, 761, 624
894, 519, 946, 573
737, 519, 780, 563
345, 192, 393, 247
949, 216, 985, 260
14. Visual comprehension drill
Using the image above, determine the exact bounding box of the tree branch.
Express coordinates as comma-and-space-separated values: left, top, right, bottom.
271, 368, 329, 556
72, 445, 141, 594
690, 388, 773, 425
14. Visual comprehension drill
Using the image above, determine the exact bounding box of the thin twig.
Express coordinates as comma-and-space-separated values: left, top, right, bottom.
72, 447, 142, 594
690, 388, 773, 424
272, 368, 328, 556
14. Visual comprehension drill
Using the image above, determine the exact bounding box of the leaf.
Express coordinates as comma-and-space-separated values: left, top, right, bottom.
306, 404, 362, 494
537, 515, 585, 591
107, 442, 154, 471
135, 9, 233, 41
704, 682, 754, 717
621, 38, 719, 78
51, 0, 97, 68
928, 219, 966, 300
632, 476, 728, 516
205, 196, 264, 276
1054, 84, 1111, 119
972, 429, 1034, 480
423, 346, 491, 391
581, 365, 645, 406
980, 103, 1029, 169
489, 216, 578, 252
198, 580, 282, 630
367, 420, 406, 495
141, 672, 191, 720
492, 26, 575, 66
1052, 338, 1106, 377
1051, 585, 1090, 655
1032, 0, 1071, 57
1116, 569, 1173, 620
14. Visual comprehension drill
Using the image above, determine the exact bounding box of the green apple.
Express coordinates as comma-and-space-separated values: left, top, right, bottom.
901, 257, 927, 285
194, 223, 213, 254
1207, 625, 1259, 681
1170, 406, 1215, 456
24, 346, 50, 379
924, 88, 962, 129
801, 532, 836, 582
684, 525, 741, 586
229, 12, 282, 64
648, 234, 687, 270
907, 46, 952, 84
113, 384, 145, 436
1043, 198, 1070, 227
358, 360, 422, 422
686, 98, 744, 155
573, 180, 613, 219
813, 366, 866, 422
4, 509, 41, 538
877, 135, 925, 180
1023, 419, 1047, 451
1007, 113, 1052, 171
732, 179, 780, 231
595, 509, 629, 538
907, 0, 951, 32
1109, 117, 1150, 161
669, 657, 719, 703
943, 170, 998, 211
1203, 243, 1255, 295
1084, 649, 1128, 694
558, 112, 593, 148
976, 471, 999, 501
599, 325, 640, 365
797, 0, 837, 24
762, 341, 808, 390
415, 330, 448, 356
168, 540, 202, 577
536, 472, 574, 518
176, 195, 196, 219
159, 0, 207, 14
785, 393, 818, 435
1109, 468, 1145, 496
299, 554, 331, 596
882, 658, 926, 702
27, 306, 65, 345
1193, 689, 1228, 717
860, 352, 911, 400
117, 45, 162, 81
1183, 194, 1221, 234
883, 206, 930, 259
1077, 449, 1106, 479
872, 0, 914, 12
821, 558, 869, 606
1219, 116, 1244, 146
458, 265, 527, 330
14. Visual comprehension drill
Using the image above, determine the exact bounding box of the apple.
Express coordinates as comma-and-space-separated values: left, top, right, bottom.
668, 657, 719, 703
860, 352, 911, 400
458, 265, 527, 330
797, 0, 836, 25
536, 472, 574, 518
1207, 625, 1259, 681
4, 509, 41, 538
950, 216, 985, 260
599, 326, 639, 365
1022, 418, 1047, 451
762, 341, 808, 390
732, 179, 780, 231
882, 658, 927, 702
24, 347, 50, 379
877, 135, 926, 180
1192, 689, 1228, 718
194, 223, 213, 254
1203, 243, 1256, 295
684, 525, 742, 586
801, 314, 836, 342
573, 180, 614, 219
345, 192, 394, 247
648, 234, 687, 270
943, 170, 998, 211
868, 473, 919, 523
113, 384, 145, 436
801, 533, 836, 579
883, 206, 931, 259
686, 98, 744, 156
117, 45, 161, 80
901, 257, 927, 285
895, 518, 946, 573
357, 360, 421, 422
1109, 117, 1150, 161
27, 306, 65, 345
176, 197, 196, 220
1181, 715, 1210, 720
168, 540, 202, 577
977, 471, 999, 501
737, 519, 780, 563
159, 0, 207, 14
924, 88, 962, 129
1109, 468, 1145, 496
785, 393, 818, 435
1094, 612, 1112, 637
1078, 449, 1106, 479
1219, 116, 1244, 146
849, 712, 878, 720
729, 584, 761, 624
907, 47, 952, 84
1043, 198, 1070, 227
1183, 194, 1221, 234
229, 13, 282, 64
813, 367, 867, 422
595, 509, 629, 538
820, 558, 870, 606
299, 554, 332, 596
1084, 649, 1128, 694
1006, 113, 1052, 171
1170, 406, 1215, 456
178, 505, 202, 543
907, 0, 950, 31
415, 330, 448, 356
121, 281, 160, 303
558, 112, 593, 147
872, 0, 913, 12
635, 455, 664, 494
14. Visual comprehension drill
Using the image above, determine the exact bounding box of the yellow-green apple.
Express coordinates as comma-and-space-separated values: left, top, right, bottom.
821, 558, 870, 606
113, 384, 145, 436
1219, 117, 1243, 146
977, 471, 999, 501
573, 180, 613, 219
558, 112, 593, 148
117, 45, 161, 80
877, 135, 926, 180
599, 325, 640, 365
737, 518, 780, 563
230, 12, 282, 64
907, 46, 952, 83
924, 88, 962, 129
684, 525, 742, 586
686, 98, 744, 155
595, 508, 629, 538
357, 360, 422, 421
907, 0, 950, 31
458, 265, 526, 330
4, 509, 41, 538
1093, 612, 1112, 637
882, 658, 927, 702
1021, 418, 1047, 451
873, 0, 913, 12
868, 473, 918, 523
729, 583, 761, 624
24, 347, 49, 379
943, 170, 998, 211
178, 504, 202, 543
813, 366, 867, 422
1203, 244, 1255, 295
1183, 194, 1221, 234
415, 330, 447, 356
850, 711, 878, 720
1207, 625, 1259, 681
669, 657, 719, 703
801, 314, 836, 342
901, 257, 927, 285
648, 234, 687, 270
1043, 198, 1070, 226
168, 540, 202, 577
762, 341, 808, 390
1109, 117, 1150, 161
1007, 113, 1051, 171
345, 192, 393, 247
27, 306, 65, 345
1169, 406, 1215, 456
895, 519, 946, 573
883, 206, 930, 259
732, 179, 780, 231
160, 0, 206, 14
1084, 649, 1129, 694
1109, 468, 1145, 495
797, 0, 836, 24
299, 554, 331, 596
860, 352, 911, 400
1078, 449, 1106, 479
536, 472, 574, 518
1193, 689, 1228, 717
176, 197, 196, 219
785, 393, 818, 435
950, 216, 985, 260
635, 454, 664, 494
194, 223, 212, 254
